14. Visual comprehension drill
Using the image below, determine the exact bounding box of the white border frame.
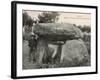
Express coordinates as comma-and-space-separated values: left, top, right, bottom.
15, 2, 97, 77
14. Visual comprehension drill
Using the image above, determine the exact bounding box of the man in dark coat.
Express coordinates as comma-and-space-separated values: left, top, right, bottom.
28, 34, 37, 62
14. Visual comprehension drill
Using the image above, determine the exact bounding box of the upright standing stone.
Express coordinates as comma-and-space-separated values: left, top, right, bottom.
36, 38, 48, 63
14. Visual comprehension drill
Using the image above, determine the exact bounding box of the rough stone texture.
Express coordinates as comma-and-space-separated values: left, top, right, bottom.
60, 39, 89, 66
33, 23, 83, 41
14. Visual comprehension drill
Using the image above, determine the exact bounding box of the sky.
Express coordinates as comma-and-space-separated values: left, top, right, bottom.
23, 10, 91, 26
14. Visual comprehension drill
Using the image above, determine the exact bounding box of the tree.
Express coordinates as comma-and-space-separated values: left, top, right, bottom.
23, 12, 34, 40
77, 25, 91, 33
82, 25, 91, 33
23, 12, 33, 27
38, 12, 59, 23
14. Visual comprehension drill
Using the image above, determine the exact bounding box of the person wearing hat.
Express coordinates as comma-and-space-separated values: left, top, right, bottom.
28, 33, 37, 62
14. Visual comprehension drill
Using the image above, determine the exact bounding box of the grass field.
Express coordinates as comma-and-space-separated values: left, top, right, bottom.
23, 39, 90, 69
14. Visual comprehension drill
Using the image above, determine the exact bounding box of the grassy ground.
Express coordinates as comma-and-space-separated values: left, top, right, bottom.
23, 40, 61, 69
23, 40, 90, 70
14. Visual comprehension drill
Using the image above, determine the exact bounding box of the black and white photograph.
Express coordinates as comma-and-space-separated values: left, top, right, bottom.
22, 10, 91, 69
11, 1, 97, 79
